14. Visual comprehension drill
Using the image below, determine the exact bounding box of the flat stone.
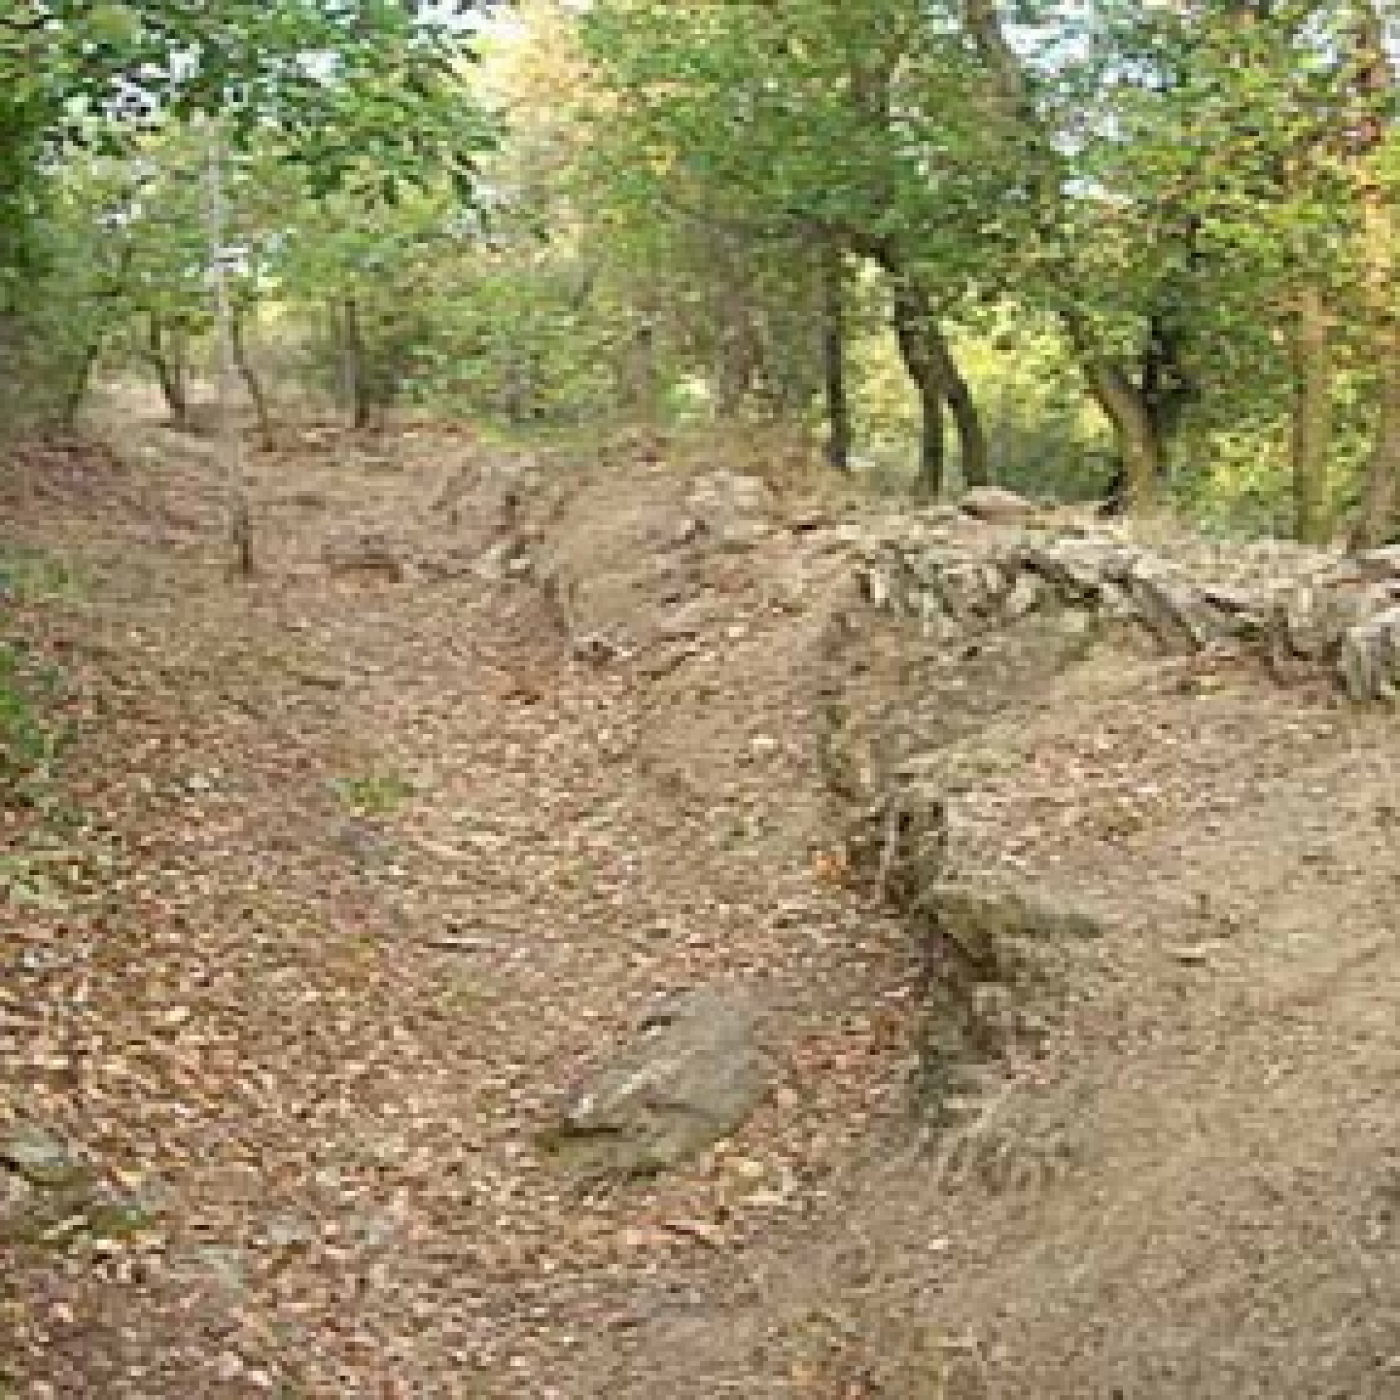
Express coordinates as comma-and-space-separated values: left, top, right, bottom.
545, 987, 769, 1179
1019, 540, 1118, 600
960, 486, 1038, 524
1357, 544, 1400, 574
1202, 585, 1266, 637
0, 1124, 82, 1189
1126, 560, 1222, 650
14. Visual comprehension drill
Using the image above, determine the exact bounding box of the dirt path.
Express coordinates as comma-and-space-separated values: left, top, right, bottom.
4, 424, 1400, 1398
1, 426, 918, 1397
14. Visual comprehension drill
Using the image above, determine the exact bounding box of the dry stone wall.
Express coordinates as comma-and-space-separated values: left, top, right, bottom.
853, 522, 1400, 704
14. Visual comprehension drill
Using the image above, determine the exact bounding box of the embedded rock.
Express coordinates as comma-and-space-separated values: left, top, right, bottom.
546, 988, 769, 1179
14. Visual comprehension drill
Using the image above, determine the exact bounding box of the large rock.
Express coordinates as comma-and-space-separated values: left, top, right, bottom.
0, 1123, 155, 1247
1339, 605, 1400, 702
960, 486, 1038, 525
1020, 538, 1133, 600
1124, 558, 1224, 650
916, 883, 1102, 1122
545, 988, 770, 1179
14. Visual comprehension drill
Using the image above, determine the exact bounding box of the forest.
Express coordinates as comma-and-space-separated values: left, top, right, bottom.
4, 1, 1400, 543
6, 5, 1400, 1398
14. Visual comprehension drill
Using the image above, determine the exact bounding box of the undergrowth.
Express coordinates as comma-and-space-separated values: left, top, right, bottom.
0, 639, 64, 805
2, 547, 84, 909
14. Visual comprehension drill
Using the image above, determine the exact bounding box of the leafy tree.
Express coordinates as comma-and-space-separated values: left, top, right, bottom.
581, 0, 1011, 493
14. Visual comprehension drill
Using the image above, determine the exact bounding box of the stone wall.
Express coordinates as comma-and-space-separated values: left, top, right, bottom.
853, 523, 1400, 703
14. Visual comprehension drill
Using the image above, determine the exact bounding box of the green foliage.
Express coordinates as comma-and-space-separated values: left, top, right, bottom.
0, 0, 494, 415
332, 767, 415, 818
404, 258, 616, 422
4, 2, 480, 157
958, 332, 1114, 500
0, 640, 65, 805
0, 547, 77, 602
7, 0, 1400, 539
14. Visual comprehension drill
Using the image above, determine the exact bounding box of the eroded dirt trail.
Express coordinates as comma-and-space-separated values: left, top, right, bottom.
2, 428, 916, 1397
5, 424, 1400, 1399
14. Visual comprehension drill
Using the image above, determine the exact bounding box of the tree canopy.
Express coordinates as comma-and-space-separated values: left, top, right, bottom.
5, 0, 1400, 544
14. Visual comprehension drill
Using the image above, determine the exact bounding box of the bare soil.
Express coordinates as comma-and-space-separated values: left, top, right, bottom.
2, 418, 1398, 1398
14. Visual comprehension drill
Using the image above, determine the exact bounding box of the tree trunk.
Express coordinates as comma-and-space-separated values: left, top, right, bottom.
860, 236, 986, 496
60, 335, 103, 430
148, 314, 191, 429
890, 276, 949, 498
339, 297, 373, 431
916, 377, 948, 498
888, 272, 988, 498
230, 303, 274, 449
1081, 357, 1163, 509
1288, 283, 1334, 544
1347, 2, 1400, 550
821, 244, 852, 472
928, 329, 989, 487
1059, 306, 1163, 507
714, 328, 754, 419
963, 0, 1170, 509
205, 120, 253, 578
630, 320, 664, 426
1352, 357, 1400, 550
1139, 310, 1197, 451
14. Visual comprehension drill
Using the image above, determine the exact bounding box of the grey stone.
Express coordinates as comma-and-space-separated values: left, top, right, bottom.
960, 486, 1038, 524
939, 562, 1001, 619
1096, 578, 1140, 621
1202, 584, 1267, 637
1003, 570, 1045, 620
915, 589, 963, 641
1125, 560, 1222, 650
1357, 544, 1400, 574
915, 883, 1101, 1124
1270, 582, 1388, 674
1273, 583, 1334, 660
0, 1123, 81, 1189
1339, 606, 1400, 702
545, 987, 769, 1179
174, 1244, 248, 1299
922, 882, 1103, 975
1020, 540, 1117, 600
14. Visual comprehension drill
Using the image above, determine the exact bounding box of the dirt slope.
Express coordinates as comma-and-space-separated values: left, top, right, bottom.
2, 422, 1398, 1398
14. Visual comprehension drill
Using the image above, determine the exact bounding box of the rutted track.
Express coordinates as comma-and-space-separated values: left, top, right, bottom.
4, 426, 1400, 1398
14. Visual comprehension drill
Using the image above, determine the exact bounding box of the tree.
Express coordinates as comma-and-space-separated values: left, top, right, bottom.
1345, 0, 1400, 549
959, 0, 1182, 507
1, 1, 492, 569
581, 0, 1005, 491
